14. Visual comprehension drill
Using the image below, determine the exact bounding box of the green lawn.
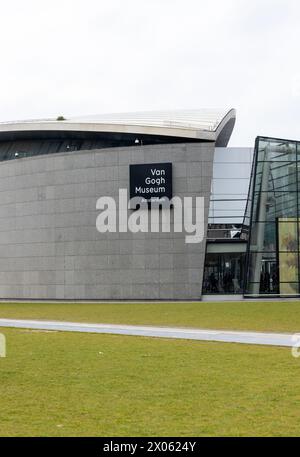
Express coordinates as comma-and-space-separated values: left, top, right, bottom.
0, 327, 299, 436
0, 301, 300, 333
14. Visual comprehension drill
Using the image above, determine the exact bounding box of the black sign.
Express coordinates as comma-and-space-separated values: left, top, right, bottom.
130, 162, 172, 205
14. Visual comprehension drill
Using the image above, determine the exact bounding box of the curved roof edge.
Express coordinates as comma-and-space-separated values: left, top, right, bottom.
0, 109, 236, 147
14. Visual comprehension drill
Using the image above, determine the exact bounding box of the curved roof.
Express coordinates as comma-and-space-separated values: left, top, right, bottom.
0, 108, 236, 147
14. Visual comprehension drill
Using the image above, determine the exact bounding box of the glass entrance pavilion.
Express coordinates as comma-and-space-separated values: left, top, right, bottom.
244, 137, 300, 297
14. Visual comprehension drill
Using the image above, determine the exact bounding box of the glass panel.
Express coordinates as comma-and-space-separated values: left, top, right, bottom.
278, 220, 298, 252
209, 197, 247, 222
249, 222, 277, 252
279, 283, 299, 295
279, 252, 298, 282
245, 282, 280, 295
253, 162, 297, 193
214, 147, 254, 163
212, 179, 250, 195
213, 163, 251, 179
269, 162, 297, 191
246, 252, 279, 295
202, 253, 245, 294
252, 191, 298, 220
245, 136, 300, 297
257, 140, 296, 162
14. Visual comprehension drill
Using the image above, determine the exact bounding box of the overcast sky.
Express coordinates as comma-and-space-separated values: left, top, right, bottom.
1, 0, 299, 146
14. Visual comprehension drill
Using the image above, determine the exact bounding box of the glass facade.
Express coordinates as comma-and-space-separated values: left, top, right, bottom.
245, 137, 300, 297
203, 147, 252, 296
202, 252, 245, 294
209, 148, 254, 228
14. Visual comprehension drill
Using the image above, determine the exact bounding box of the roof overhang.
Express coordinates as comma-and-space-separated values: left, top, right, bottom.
0, 109, 236, 147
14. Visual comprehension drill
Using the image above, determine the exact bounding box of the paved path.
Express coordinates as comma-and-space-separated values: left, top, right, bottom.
0, 318, 297, 347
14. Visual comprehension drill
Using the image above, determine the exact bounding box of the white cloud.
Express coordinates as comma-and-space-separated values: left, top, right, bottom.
0, 0, 299, 145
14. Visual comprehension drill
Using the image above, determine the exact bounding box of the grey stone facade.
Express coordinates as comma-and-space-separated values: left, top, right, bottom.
0, 142, 214, 300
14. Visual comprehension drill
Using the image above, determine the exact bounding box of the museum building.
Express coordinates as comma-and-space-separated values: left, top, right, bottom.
0, 109, 298, 299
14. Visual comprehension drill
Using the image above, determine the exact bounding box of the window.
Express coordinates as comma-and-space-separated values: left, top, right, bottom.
202, 253, 245, 294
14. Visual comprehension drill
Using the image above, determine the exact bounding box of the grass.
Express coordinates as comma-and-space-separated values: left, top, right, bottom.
0, 301, 300, 333
0, 327, 300, 436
